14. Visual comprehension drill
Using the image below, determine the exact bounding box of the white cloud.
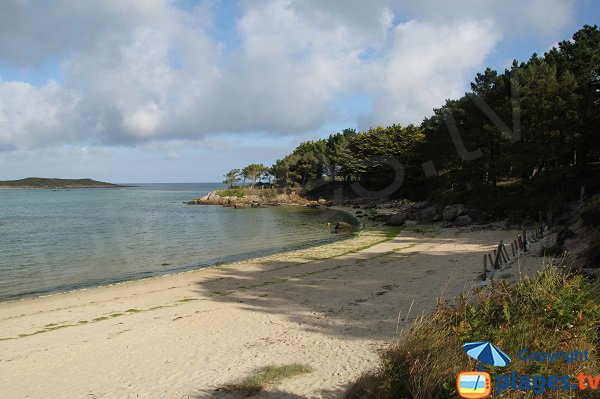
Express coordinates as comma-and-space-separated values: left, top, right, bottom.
0, 81, 81, 149
0, 0, 577, 151
364, 19, 499, 127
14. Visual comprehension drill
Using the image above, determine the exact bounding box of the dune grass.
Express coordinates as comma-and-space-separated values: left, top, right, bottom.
224, 363, 313, 397
345, 266, 599, 399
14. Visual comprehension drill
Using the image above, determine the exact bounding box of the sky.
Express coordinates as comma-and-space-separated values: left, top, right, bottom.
0, 0, 598, 183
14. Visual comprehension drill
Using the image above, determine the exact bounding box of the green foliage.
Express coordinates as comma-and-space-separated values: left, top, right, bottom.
216, 188, 277, 198
221, 25, 600, 213
346, 266, 600, 399
242, 163, 269, 187
223, 168, 241, 188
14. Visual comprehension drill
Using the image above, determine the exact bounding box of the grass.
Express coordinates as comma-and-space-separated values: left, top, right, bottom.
224, 363, 313, 397
345, 266, 599, 399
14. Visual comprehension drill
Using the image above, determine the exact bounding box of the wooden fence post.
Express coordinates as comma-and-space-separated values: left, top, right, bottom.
493, 240, 504, 270
502, 243, 510, 262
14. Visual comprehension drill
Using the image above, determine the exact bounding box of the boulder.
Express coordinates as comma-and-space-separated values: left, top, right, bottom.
333, 221, 353, 233
454, 215, 472, 226
317, 198, 327, 205
418, 206, 439, 223
442, 204, 465, 221
387, 212, 408, 226
234, 203, 248, 209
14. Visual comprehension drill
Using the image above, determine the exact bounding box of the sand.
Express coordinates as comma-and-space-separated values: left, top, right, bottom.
0, 225, 550, 399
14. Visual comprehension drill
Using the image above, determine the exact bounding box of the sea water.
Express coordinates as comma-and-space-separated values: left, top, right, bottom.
0, 183, 356, 300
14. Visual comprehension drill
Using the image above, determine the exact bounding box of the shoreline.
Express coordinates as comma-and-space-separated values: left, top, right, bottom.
1, 205, 363, 304
0, 224, 549, 398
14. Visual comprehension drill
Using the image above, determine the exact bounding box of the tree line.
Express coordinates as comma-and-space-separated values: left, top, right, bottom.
224, 26, 599, 212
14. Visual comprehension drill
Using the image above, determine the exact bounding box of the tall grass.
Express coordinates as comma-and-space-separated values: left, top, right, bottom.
346, 266, 599, 399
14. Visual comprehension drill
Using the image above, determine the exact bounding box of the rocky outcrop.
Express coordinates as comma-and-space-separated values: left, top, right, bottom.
187, 190, 329, 209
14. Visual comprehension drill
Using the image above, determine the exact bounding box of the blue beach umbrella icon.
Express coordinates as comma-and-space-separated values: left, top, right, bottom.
463, 341, 511, 367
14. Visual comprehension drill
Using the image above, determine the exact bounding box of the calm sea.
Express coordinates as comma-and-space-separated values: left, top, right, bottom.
0, 183, 356, 301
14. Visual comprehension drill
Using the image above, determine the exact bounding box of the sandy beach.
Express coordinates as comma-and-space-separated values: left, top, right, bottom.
0, 225, 548, 399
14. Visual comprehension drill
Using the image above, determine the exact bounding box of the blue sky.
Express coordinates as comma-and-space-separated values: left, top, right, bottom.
0, 0, 598, 183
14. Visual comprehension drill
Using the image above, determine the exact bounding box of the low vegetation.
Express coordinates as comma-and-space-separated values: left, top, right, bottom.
223, 363, 313, 397
215, 187, 277, 198
345, 266, 599, 399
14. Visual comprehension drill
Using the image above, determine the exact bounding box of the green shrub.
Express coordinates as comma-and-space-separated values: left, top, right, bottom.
216, 188, 277, 198
346, 266, 599, 399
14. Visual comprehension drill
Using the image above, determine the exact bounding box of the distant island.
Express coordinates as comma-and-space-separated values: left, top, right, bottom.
0, 177, 120, 189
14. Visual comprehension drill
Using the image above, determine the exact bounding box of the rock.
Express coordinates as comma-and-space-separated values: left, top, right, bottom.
418, 206, 439, 223
414, 201, 430, 210
355, 210, 363, 214
387, 212, 408, 226
251, 202, 261, 208
454, 215, 472, 226
333, 221, 353, 233
234, 203, 248, 209
317, 198, 327, 205
440, 221, 453, 228
442, 204, 465, 221
369, 214, 390, 222
556, 227, 576, 246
